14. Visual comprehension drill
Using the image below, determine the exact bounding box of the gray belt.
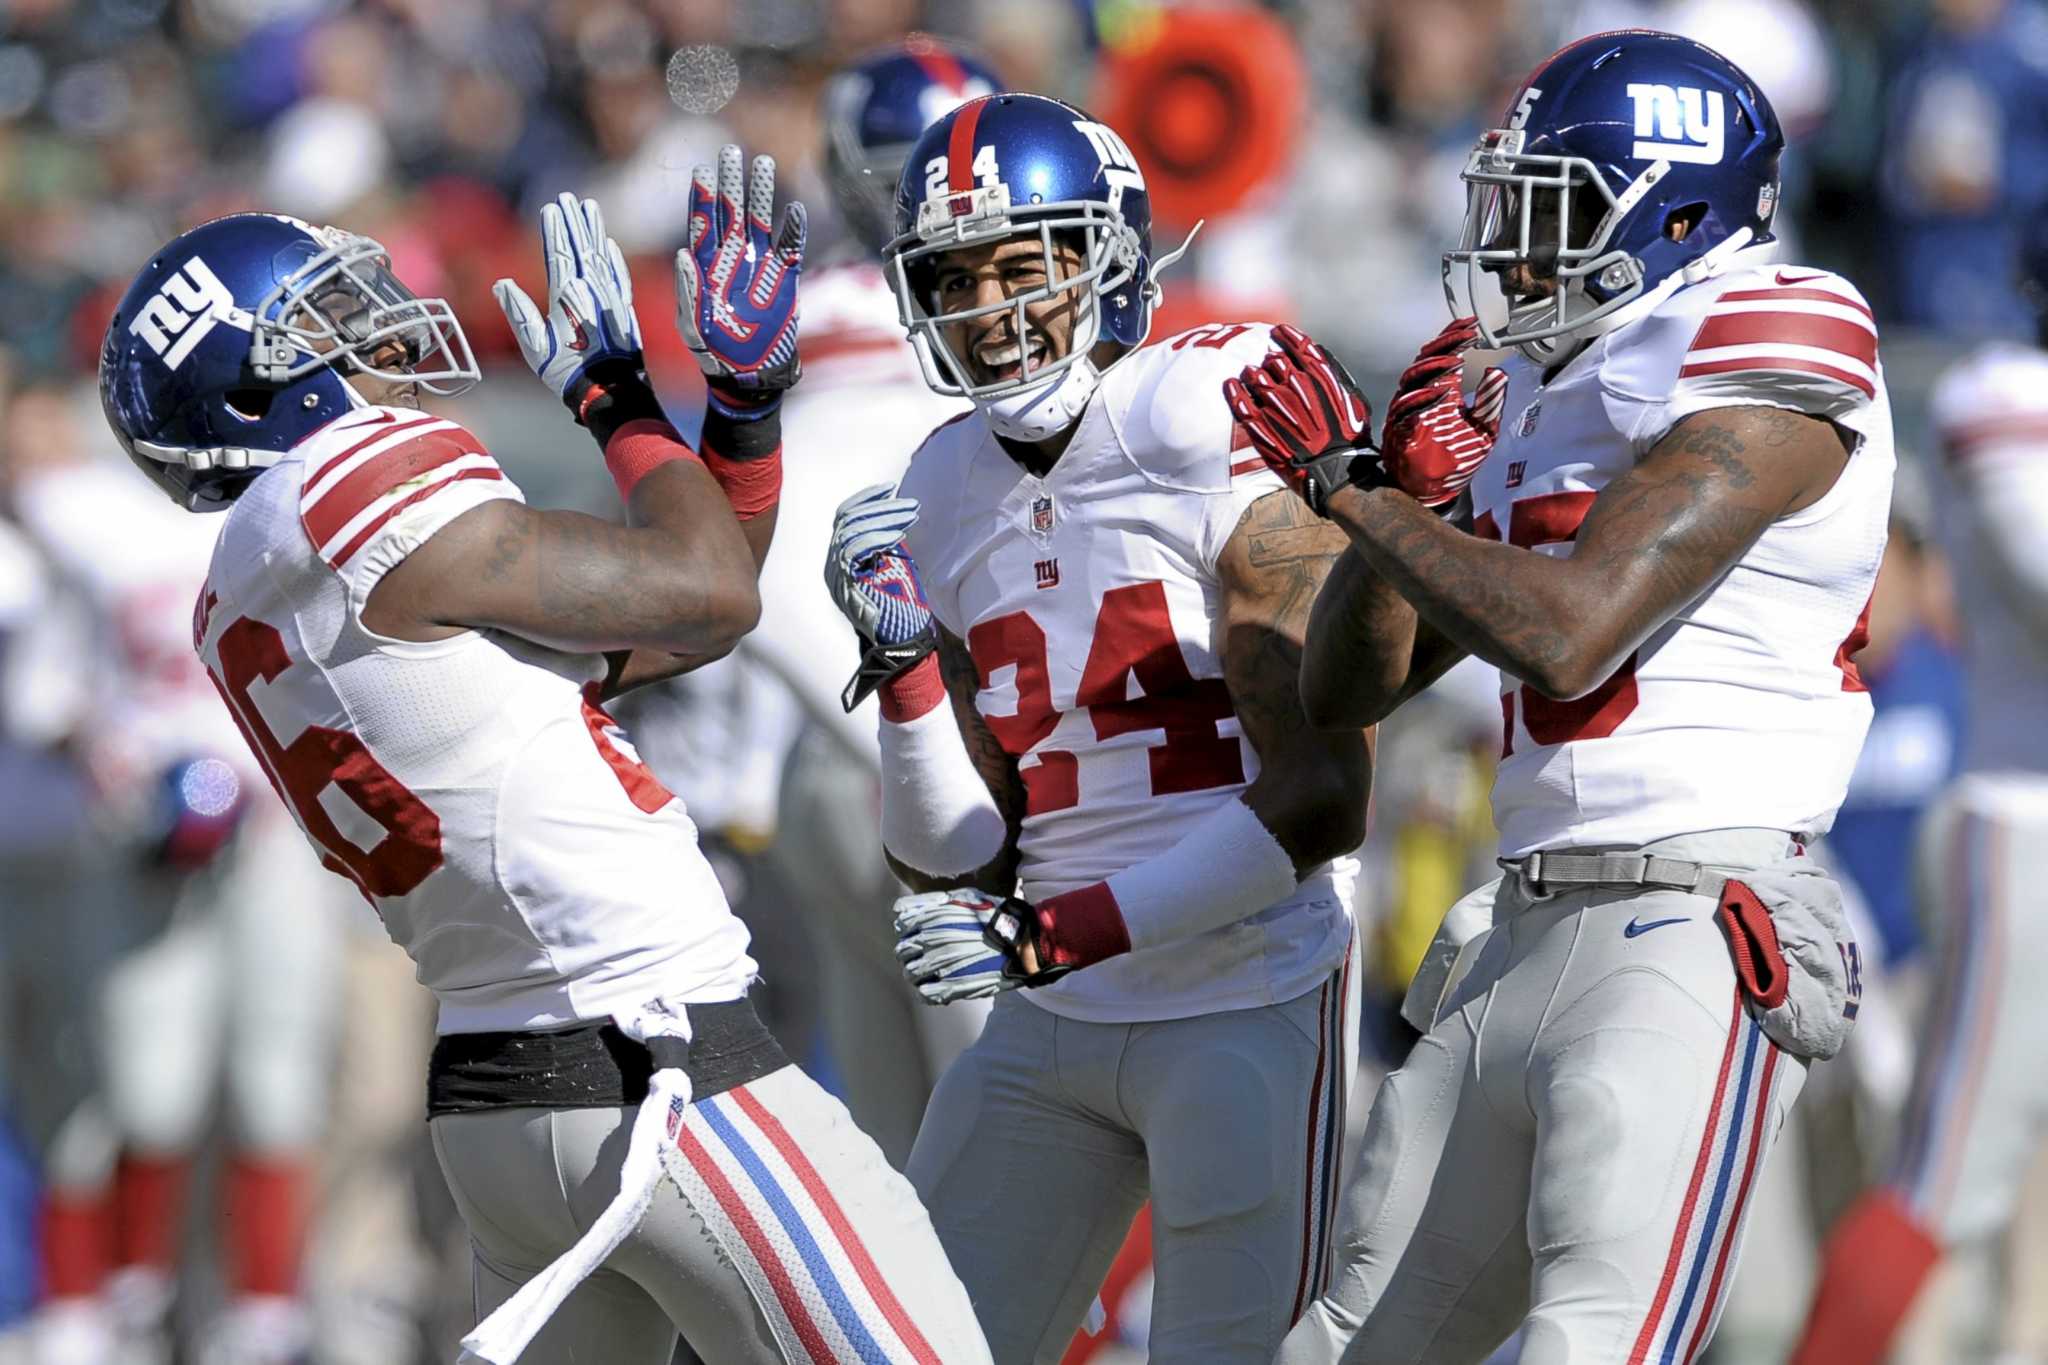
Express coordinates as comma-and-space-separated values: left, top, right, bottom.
1501, 850, 1732, 902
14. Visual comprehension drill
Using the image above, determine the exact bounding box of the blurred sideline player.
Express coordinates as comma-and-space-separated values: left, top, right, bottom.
6, 382, 342, 1365
738, 35, 1002, 1167
827, 92, 1372, 1361
1787, 239, 2048, 1365
1235, 32, 1888, 1363
97, 147, 991, 1363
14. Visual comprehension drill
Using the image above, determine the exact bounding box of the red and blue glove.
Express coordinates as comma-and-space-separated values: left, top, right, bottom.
675, 144, 805, 419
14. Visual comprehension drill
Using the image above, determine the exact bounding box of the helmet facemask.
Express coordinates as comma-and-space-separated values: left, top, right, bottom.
1444, 129, 1665, 361
887, 183, 1141, 407
252, 230, 480, 398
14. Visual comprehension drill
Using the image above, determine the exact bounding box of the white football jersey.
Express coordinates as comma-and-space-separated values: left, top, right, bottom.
1930, 342, 2048, 777
16, 460, 251, 791
194, 405, 754, 1033
899, 322, 1359, 1024
1469, 249, 1894, 856
741, 261, 966, 762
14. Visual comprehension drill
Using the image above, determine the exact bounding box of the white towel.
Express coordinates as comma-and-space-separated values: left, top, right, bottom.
457, 1002, 694, 1365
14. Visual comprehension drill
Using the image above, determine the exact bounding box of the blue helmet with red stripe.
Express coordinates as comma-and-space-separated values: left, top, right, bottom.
1446, 29, 1784, 360
887, 92, 1174, 441
100, 213, 479, 512
823, 37, 1003, 255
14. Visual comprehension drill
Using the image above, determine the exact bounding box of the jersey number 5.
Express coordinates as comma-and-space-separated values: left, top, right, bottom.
1475, 492, 1641, 755
967, 581, 1243, 816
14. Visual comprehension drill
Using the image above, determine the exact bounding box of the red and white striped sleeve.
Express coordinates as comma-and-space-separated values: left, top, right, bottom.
1930, 344, 2048, 469
296, 407, 523, 607
1666, 271, 1880, 424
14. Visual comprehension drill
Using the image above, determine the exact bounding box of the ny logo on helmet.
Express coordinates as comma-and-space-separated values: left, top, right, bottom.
1072, 120, 1144, 211
129, 257, 251, 371
1625, 83, 1725, 165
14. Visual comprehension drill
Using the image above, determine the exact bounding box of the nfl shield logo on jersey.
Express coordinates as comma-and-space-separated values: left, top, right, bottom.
1031, 494, 1055, 535
1517, 400, 1542, 438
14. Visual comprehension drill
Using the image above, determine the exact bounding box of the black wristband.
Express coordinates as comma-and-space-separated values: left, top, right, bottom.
566, 359, 668, 447
701, 403, 783, 463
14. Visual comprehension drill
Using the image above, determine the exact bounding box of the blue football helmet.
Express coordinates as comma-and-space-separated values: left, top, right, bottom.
888, 92, 1190, 442
1446, 30, 1785, 359
100, 213, 480, 512
823, 37, 1003, 256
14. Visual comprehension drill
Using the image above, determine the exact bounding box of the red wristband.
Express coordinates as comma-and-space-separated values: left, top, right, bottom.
1034, 881, 1133, 969
603, 418, 700, 503
700, 444, 783, 521
877, 653, 946, 723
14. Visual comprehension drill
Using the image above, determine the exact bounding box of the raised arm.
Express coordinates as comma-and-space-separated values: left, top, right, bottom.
1321, 404, 1851, 700
373, 153, 805, 684
1299, 547, 1468, 728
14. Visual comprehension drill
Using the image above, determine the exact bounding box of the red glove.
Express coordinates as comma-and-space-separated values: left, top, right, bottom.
1222, 325, 1378, 516
1380, 316, 1509, 509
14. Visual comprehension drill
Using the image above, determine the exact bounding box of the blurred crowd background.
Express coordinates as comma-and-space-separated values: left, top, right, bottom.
0, 0, 2043, 1362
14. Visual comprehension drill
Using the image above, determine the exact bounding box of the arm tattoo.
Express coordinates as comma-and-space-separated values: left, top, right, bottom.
1220, 492, 1370, 870
1329, 404, 1835, 695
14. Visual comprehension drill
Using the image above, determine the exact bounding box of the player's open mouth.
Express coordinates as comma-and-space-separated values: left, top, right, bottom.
974, 333, 1049, 383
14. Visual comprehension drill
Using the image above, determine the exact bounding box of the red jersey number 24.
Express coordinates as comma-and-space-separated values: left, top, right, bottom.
966, 581, 1244, 817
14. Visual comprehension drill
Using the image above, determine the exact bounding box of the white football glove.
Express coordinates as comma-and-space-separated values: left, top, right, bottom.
493, 193, 644, 405
894, 889, 1072, 1005
825, 482, 938, 710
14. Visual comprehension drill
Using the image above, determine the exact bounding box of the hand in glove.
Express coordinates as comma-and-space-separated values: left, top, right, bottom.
675, 145, 806, 419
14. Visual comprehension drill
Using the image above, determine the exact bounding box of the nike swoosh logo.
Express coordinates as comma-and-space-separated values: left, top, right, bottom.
1775, 269, 1827, 285
1624, 916, 1689, 939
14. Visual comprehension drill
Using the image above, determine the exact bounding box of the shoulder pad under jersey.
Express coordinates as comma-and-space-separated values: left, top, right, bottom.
1102, 322, 1288, 495
1604, 264, 1880, 430
295, 406, 521, 586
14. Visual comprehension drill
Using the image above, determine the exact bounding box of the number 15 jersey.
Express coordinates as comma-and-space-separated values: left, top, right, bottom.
193, 406, 754, 1034
898, 323, 1359, 1025
1468, 249, 1894, 857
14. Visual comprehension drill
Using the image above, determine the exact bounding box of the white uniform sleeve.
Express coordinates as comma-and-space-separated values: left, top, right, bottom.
295, 410, 524, 623
1934, 347, 2048, 646
1609, 269, 1881, 454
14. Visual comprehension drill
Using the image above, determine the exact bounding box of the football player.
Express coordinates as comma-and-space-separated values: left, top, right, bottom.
98, 152, 991, 1363
1786, 237, 2048, 1364
738, 34, 1003, 1167
6, 379, 342, 1365
825, 92, 1372, 1361
1230, 31, 1890, 1364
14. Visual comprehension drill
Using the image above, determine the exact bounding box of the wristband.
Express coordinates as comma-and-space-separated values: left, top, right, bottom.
603, 418, 701, 503
700, 445, 782, 521
1035, 798, 1299, 964
876, 653, 945, 723
569, 358, 666, 446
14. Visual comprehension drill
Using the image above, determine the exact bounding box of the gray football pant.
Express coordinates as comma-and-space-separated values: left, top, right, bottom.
432, 1063, 991, 1364
1279, 829, 1812, 1365
908, 954, 1358, 1365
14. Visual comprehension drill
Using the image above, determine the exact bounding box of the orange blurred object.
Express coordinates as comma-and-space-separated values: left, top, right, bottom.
1093, 3, 1307, 230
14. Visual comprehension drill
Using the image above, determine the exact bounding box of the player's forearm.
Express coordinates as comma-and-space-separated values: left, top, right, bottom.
1028, 795, 1316, 971
1301, 545, 1430, 727
698, 405, 782, 572
875, 670, 1017, 888
1325, 484, 1623, 700
1974, 469, 2048, 647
